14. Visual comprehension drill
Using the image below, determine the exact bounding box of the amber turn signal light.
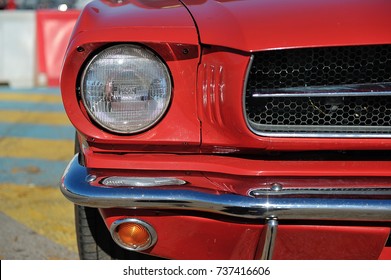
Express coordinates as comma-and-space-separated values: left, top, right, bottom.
110, 219, 157, 251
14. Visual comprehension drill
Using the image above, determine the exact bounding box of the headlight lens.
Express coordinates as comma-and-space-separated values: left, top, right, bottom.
80, 44, 172, 134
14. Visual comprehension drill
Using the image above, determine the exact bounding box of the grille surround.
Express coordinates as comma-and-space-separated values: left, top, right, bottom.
244, 45, 391, 138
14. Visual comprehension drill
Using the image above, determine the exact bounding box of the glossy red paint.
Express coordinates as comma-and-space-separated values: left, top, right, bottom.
61, 0, 201, 150
182, 0, 391, 52
62, 1, 391, 152
101, 209, 263, 259
73, 0, 196, 41
60, 0, 391, 260
197, 47, 391, 152
272, 225, 390, 260
62, 42, 201, 148
101, 209, 390, 260
86, 152, 391, 178
379, 247, 391, 260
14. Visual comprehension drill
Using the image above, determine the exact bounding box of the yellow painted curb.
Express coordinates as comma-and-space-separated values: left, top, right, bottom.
0, 110, 71, 126
0, 93, 62, 104
0, 137, 74, 161
0, 184, 77, 253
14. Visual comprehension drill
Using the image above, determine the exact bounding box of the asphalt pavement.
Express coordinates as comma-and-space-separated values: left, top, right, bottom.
0, 87, 78, 259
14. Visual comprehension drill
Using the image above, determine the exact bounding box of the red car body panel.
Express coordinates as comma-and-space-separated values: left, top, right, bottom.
60, 0, 391, 260
61, 0, 201, 150
86, 152, 391, 178
182, 0, 391, 52
100, 208, 391, 260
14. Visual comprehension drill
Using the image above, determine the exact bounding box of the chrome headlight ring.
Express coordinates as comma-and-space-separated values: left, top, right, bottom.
80, 44, 172, 134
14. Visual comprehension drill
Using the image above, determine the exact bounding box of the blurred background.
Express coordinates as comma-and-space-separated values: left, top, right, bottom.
0, 1, 86, 259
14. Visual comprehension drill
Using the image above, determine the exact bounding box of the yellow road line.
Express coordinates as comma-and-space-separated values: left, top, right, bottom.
0, 93, 62, 104
0, 183, 77, 253
0, 110, 71, 126
0, 137, 74, 161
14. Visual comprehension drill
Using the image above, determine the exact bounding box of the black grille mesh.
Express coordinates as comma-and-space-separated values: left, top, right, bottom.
247, 95, 391, 130
246, 45, 391, 89
245, 45, 391, 136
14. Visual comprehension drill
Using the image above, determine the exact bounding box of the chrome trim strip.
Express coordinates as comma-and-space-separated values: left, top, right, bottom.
252, 91, 391, 98
248, 124, 391, 132
251, 83, 391, 98
260, 219, 278, 260
250, 187, 391, 198
247, 122, 391, 138
242, 54, 255, 136
61, 155, 391, 221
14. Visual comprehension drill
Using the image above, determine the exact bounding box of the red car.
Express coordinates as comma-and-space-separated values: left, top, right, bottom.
60, 0, 391, 260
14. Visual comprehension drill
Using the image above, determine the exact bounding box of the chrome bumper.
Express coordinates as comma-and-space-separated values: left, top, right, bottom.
61, 155, 391, 222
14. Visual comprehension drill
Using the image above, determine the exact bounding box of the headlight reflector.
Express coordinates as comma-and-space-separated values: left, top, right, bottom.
80, 44, 172, 134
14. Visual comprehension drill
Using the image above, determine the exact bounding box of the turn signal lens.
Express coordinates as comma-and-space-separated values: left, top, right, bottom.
111, 219, 157, 251
118, 223, 150, 248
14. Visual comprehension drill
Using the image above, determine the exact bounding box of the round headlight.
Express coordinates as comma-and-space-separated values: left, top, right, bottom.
80, 44, 172, 134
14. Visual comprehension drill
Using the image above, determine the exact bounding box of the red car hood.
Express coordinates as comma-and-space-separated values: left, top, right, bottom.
181, 0, 391, 52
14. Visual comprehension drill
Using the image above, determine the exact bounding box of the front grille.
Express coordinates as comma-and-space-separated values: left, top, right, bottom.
244, 45, 391, 137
